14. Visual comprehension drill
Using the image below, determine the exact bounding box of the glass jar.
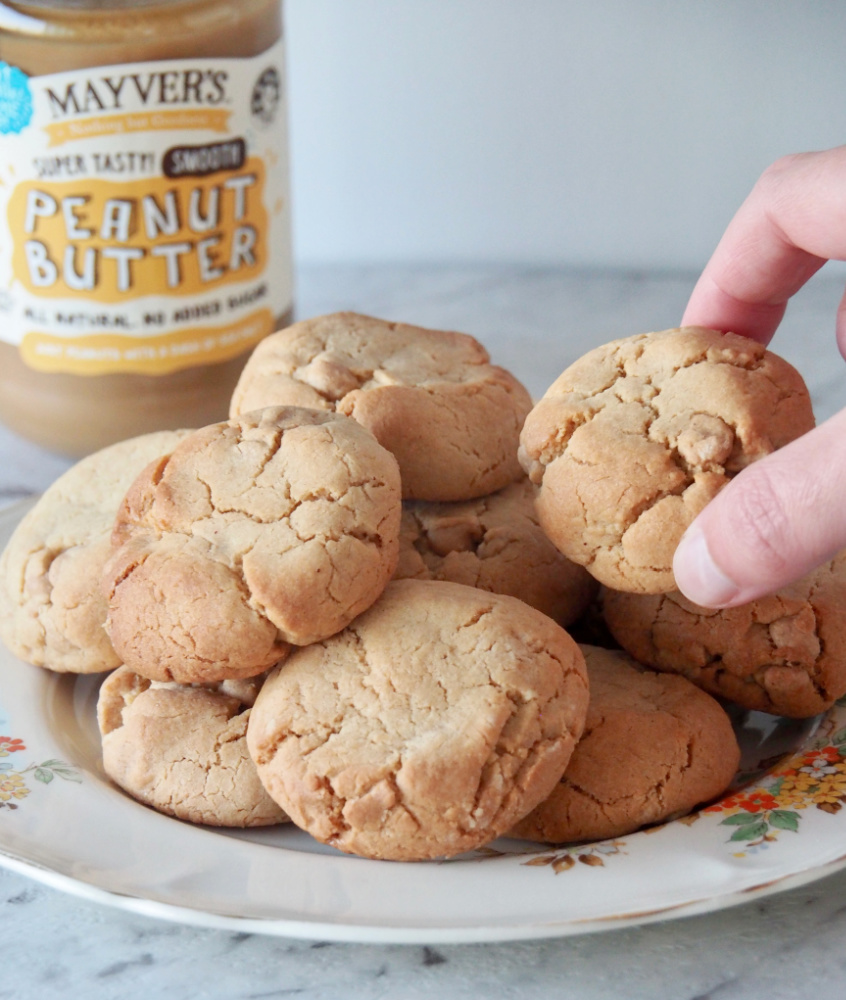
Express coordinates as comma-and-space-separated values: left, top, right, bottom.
0, 0, 293, 455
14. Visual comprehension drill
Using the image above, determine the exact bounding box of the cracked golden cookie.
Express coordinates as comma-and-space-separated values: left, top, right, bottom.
103, 406, 402, 685
509, 645, 739, 843
519, 327, 814, 594
0, 430, 190, 674
230, 311, 533, 501
602, 552, 846, 718
394, 478, 596, 626
98, 665, 288, 827
247, 578, 589, 861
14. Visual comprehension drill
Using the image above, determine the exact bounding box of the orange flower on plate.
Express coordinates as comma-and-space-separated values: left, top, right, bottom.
736, 791, 780, 813
0, 736, 25, 757
707, 789, 779, 814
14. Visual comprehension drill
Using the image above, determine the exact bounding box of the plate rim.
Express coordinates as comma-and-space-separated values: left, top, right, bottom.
3, 839, 846, 944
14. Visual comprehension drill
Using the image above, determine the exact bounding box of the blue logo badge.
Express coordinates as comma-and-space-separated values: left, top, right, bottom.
0, 62, 33, 135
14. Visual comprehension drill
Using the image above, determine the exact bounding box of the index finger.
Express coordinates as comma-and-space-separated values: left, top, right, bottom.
682, 147, 846, 345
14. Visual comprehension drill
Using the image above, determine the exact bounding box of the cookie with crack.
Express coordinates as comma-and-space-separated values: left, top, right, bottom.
509, 645, 739, 843
602, 551, 846, 718
519, 327, 814, 594
98, 665, 288, 827
230, 311, 533, 501
103, 406, 402, 685
247, 578, 589, 861
394, 478, 596, 626
0, 429, 191, 674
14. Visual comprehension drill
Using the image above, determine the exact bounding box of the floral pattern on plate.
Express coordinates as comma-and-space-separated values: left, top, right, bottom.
704, 700, 846, 855
0, 733, 81, 810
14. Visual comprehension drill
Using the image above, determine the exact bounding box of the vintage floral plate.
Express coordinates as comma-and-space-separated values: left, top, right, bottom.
2, 498, 846, 944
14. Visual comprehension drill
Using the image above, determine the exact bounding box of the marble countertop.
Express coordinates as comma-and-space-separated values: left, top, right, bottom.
2, 263, 846, 999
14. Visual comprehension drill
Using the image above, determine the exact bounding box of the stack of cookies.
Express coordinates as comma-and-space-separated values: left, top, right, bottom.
4, 314, 829, 861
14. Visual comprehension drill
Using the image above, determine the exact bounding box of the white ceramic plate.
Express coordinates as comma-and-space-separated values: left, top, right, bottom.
3, 498, 846, 944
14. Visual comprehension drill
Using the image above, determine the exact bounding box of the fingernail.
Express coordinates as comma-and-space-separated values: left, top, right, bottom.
673, 523, 740, 607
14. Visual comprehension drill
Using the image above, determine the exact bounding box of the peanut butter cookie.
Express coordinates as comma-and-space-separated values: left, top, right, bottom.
0, 430, 190, 674
394, 478, 596, 626
103, 406, 402, 684
98, 665, 288, 827
230, 311, 533, 501
247, 578, 589, 861
510, 645, 739, 843
602, 551, 846, 718
519, 327, 814, 594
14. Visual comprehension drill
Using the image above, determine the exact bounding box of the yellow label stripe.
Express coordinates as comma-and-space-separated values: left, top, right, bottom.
45, 109, 232, 147
20, 307, 273, 376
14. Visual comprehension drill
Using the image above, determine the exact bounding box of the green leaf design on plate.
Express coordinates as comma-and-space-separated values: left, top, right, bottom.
721, 812, 763, 826
34, 767, 53, 784
32, 759, 82, 783
728, 820, 768, 842
769, 810, 800, 833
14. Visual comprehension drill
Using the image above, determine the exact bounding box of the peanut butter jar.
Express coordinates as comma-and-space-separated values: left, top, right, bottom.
0, 0, 293, 455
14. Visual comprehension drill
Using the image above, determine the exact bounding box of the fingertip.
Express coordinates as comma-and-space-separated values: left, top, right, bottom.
681, 275, 785, 345
673, 522, 743, 608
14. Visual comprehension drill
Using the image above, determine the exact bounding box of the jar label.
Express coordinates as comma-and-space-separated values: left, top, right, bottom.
0, 41, 291, 375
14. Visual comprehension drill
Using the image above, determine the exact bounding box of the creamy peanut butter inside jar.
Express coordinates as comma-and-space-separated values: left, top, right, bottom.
0, 0, 293, 455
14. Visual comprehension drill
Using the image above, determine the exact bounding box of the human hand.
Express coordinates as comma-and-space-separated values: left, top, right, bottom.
672, 146, 846, 607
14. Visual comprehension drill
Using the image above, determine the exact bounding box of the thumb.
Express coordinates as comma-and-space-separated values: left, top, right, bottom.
673, 407, 846, 607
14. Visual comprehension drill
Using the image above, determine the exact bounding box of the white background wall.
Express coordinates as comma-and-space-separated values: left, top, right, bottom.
284, 0, 846, 271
